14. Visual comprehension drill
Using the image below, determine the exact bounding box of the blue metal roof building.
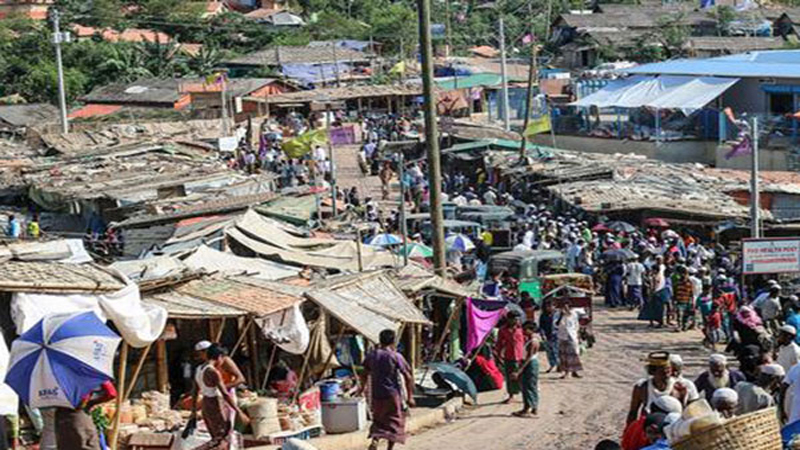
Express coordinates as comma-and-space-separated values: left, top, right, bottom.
624, 50, 800, 79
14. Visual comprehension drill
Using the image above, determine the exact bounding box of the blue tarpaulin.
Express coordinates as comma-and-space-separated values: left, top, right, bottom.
281, 62, 354, 86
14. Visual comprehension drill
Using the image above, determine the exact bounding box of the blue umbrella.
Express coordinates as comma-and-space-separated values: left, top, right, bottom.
367, 233, 403, 247
424, 362, 478, 402
445, 234, 475, 252
6, 311, 121, 408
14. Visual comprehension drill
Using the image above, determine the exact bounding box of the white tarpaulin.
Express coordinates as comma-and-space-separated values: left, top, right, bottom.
571, 75, 739, 114
184, 245, 299, 280
0, 239, 92, 263
256, 303, 310, 355
11, 280, 167, 348
0, 336, 17, 416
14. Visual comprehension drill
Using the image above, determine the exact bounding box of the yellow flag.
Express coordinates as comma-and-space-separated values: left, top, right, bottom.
281, 129, 329, 158
523, 114, 551, 137
389, 60, 406, 75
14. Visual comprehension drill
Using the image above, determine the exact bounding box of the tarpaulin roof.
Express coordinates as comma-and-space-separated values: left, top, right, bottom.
316, 271, 430, 325
256, 194, 318, 226
571, 75, 739, 113
305, 289, 397, 343
227, 210, 395, 271
0, 239, 92, 264
184, 244, 299, 280
110, 255, 189, 282
624, 50, 800, 78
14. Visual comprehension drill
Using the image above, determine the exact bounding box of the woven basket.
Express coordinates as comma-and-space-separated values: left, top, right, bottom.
671, 407, 782, 450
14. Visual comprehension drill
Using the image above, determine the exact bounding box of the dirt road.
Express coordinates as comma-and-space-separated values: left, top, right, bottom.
330, 146, 713, 449
404, 303, 711, 450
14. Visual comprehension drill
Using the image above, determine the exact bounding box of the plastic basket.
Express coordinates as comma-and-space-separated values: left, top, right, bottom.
671, 407, 781, 450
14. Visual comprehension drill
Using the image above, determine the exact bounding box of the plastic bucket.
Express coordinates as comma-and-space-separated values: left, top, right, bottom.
320, 381, 340, 402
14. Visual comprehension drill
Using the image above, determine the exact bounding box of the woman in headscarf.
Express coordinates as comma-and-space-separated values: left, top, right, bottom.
727, 306, 771, 364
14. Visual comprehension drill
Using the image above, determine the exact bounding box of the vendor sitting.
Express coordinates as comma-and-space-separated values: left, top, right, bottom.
266, 360, 298, 398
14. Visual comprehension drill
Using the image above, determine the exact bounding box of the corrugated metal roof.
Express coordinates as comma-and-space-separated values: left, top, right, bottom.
435, 73, 526, 91
625, 50, 800, 78
0, 104, 59, 127
227, 45, 371, 66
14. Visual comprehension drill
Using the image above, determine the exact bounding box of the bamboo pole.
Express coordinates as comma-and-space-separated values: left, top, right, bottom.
230, 317, 255, 358
248, 317, 259, 387
108, 342, 129, 450
123, 343, 152, 401
214, 317, 227, 343
261, 309, 289, 391
432, 298, 462, 361
155, 340, 168, 393
319, 324, 346, 380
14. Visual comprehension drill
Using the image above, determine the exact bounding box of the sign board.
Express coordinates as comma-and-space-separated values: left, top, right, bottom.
329, 125, 357, 146
218, 136, 238, 152
742, 238, 800, 274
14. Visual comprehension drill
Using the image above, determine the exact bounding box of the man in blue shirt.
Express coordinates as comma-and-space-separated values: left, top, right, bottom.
4, 214, 20, 238
786, 297, 800, 345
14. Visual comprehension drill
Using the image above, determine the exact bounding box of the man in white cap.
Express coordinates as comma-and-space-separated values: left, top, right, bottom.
735, 364, 784, 415
776, 324, 800, 373
711, 387, 739, 418
694, 354, 746, 403
669, 354, 699, 405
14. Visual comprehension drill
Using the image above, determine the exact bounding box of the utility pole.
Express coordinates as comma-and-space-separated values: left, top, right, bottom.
445, 0, 452, 58
417, 0, 447, 276
750, 116, 760, 238
498, 13, 511, 131
52, 9, 69, 135
519, 13, 538, 160
399, 151, 408, 267
220, 75, 229, 136
327, 102, 337, 218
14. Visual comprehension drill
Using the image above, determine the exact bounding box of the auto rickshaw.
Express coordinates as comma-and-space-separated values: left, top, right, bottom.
486, 250, 568, 304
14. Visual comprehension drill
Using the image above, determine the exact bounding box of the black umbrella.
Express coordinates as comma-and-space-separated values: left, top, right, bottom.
424, 362, 478, 402
606, 221, 637, 233
602, 248, 637, 263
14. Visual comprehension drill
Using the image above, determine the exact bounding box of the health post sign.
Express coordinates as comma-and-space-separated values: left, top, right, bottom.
742, 238, 800, 275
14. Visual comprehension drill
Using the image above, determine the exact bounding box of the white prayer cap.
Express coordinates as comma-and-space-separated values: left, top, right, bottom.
653, 395, 683, 415
194, 340, 212, 351
709, 354, 727, 365
712, 388, 738, 406
669, 354, 683, 367
760, 364, 786, 377
780, 324, 798, 336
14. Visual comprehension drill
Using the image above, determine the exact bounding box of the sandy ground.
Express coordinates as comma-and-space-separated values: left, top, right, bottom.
331, 145, 715, 449
402, 304, 712, 450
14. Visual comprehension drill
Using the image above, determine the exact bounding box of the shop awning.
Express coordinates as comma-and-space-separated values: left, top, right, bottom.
571, 75, 739, 114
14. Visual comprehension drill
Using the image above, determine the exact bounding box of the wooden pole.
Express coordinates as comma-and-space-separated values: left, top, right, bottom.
108, 342, 129, 450
261, 309, 289, 391
519, 13, 538, 160
320, 323, 346, 380
248, 316, 260, 387
295, 324, 318, 399
409, 323, 418, 369
214, 317, 227, 343
418, 0, 446, 277
432, 298, 462, 361
123, 344, 152, 401
155, 340, 168, 393
230, 317, 255, 358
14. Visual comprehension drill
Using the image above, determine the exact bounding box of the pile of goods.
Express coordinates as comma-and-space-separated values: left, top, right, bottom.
100, 391, 190, 445
243, 387, 322, 445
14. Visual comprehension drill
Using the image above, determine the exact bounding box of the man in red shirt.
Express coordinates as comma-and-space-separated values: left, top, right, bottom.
495, 313, 525, 404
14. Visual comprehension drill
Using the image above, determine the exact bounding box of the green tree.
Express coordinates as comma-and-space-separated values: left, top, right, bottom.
710, 5, 736, 37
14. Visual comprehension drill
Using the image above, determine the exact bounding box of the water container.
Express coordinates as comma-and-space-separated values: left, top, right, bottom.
319, 381, 340, 403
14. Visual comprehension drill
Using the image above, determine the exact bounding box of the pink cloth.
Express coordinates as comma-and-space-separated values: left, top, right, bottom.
737, 305, 763, 329
466, 298, 505, 354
